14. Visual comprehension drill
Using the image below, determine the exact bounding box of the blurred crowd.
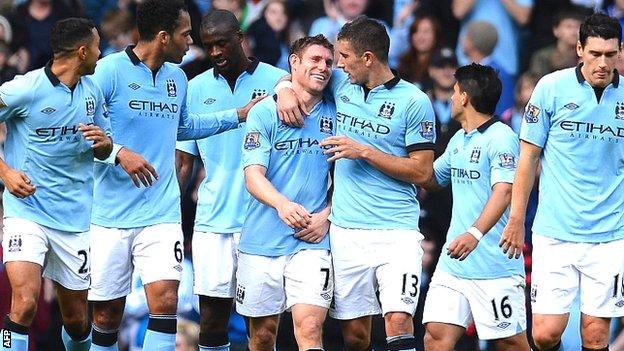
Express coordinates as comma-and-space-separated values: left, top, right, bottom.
2, 0, 624, 350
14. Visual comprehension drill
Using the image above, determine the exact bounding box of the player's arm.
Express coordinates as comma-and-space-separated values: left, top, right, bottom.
447, 182, 513, 261
0, 156, 35, 198
244, 165, 312, 229
175, 149, 195, 195
500, 140, 541, 257
294, 169, 333, 244
177, 95, 264, 141
451, 0, 477, 20
421, 146, 452, 191
79, 123, 113, 160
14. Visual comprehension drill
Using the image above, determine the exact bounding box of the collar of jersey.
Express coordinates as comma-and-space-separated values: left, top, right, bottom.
361, 69, 400, 92
575, 63, 619, 88
472, 117, 497, 134
44, 60, 61, 86
125, 45, 142, 65
213, 57, 260, 78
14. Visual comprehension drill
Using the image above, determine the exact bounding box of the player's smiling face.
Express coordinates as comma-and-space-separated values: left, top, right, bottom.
201, 29, 244, 74
336, 39, 367, 86
163, 10, 193, 64
577, 36, 621, 88
291, 44, 333, 94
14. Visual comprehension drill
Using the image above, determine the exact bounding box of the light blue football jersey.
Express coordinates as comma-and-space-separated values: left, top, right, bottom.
176, 59, 286, 234
240, 97, 335, 256
435, 119, 524, 279
327, 69, 436, 230
0, 63, 111, 232
520, 66, 624, 243
91, 47, 240, 228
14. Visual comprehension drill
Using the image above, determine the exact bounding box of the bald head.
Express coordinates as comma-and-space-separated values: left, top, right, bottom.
201, 9, 240, 35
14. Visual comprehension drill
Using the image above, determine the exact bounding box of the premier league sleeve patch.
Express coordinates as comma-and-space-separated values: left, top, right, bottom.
524, 103, 540, 123
498, 153, 516, 169
244, 132, 261, 150
419, 121, 435, 141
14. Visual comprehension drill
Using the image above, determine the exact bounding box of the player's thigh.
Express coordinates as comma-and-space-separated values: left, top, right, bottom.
492, 331, 530, 351
466, 275, 527, 341
329, 226, 380, 320
578, 238, 624, 318
235, 252, 287, 317
192, 232, 240, 298
531, 234, 579, 315
133, 223, 184, 285
376, 229, 424, 317
422, 270, 472, 331
284, 249, 333, 310
44, 224, 91, 291
88, 225, 134, 301
424, 322, 466, 350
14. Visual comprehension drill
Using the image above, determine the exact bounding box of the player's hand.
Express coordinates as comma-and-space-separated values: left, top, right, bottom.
276, 87, 308, 128
447, 233, 479, 261
294, 209, 330, 243
79, 124, 112, 158
0, 167, 35, 198
116, 148, 159, 188
236, 95, 266, 123
276, 200, 312, 229
500, 216, 525, 259
321, 135, 369, 162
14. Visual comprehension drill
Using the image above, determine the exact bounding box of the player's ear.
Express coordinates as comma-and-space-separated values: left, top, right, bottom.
77, 45, 88, 61
362, 51, 374, 67
289, 53, 299, 71
576, 40, 583, 58
158, 30, 170, 46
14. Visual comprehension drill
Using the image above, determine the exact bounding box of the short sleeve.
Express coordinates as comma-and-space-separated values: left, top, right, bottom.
405, 94, 436, 152
489, 129, 519, 186
176, 140, 198, 156
242, 103, 273, 169
0, 75, 32, 122
433, 145, 452, 187
519, 77, 551, 148
92, 85, 112, 137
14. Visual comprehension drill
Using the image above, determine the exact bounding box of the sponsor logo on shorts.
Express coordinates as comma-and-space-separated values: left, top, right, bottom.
2, 329, 10, 348
616, 300, 624, 308
173, 264, 183, 272
244, 132, 261, 150
236, 284, 245, 304
320, 292, 331, 301
524, 103, 540, 123
7, 235, 22, 253
616, 102, 624, 120
530, 286, 537, 303
496, 322, 511, 329
401, 297, 414, 305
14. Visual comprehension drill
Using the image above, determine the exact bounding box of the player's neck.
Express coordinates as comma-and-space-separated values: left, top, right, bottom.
220, 56, 251, 85
133, 41, 165, 71
462, 111, 491, 133
50, 58, 82, 89
364, 64, 395, 90
292, 81, 322, 112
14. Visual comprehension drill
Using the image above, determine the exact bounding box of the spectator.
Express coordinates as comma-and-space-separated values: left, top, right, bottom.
175, 319, 200, 351
80, 0, 117, 25
308, 0, 368, 42
9, 0, 77, 72
212, 0, 250, 30
501, 72, 538, 134
606, 0, 624, 38
528, 9, 583, 78
100, 8, 136, 56
247, 0, 304, 70
397, 13, 440, 89
461, 21, 515, 116
453, 0, 533, 76
0, 15, 12, 44
0, 41, 17, 84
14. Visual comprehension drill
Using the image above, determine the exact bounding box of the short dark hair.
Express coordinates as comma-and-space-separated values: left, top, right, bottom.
50, 18, 96, 57
137, 0, 187, 41
288, 34, 333, 70
454, 63, 502, 115
200, 9, 240, 34
337, 16, 389, 63
579, 13, 622, 47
